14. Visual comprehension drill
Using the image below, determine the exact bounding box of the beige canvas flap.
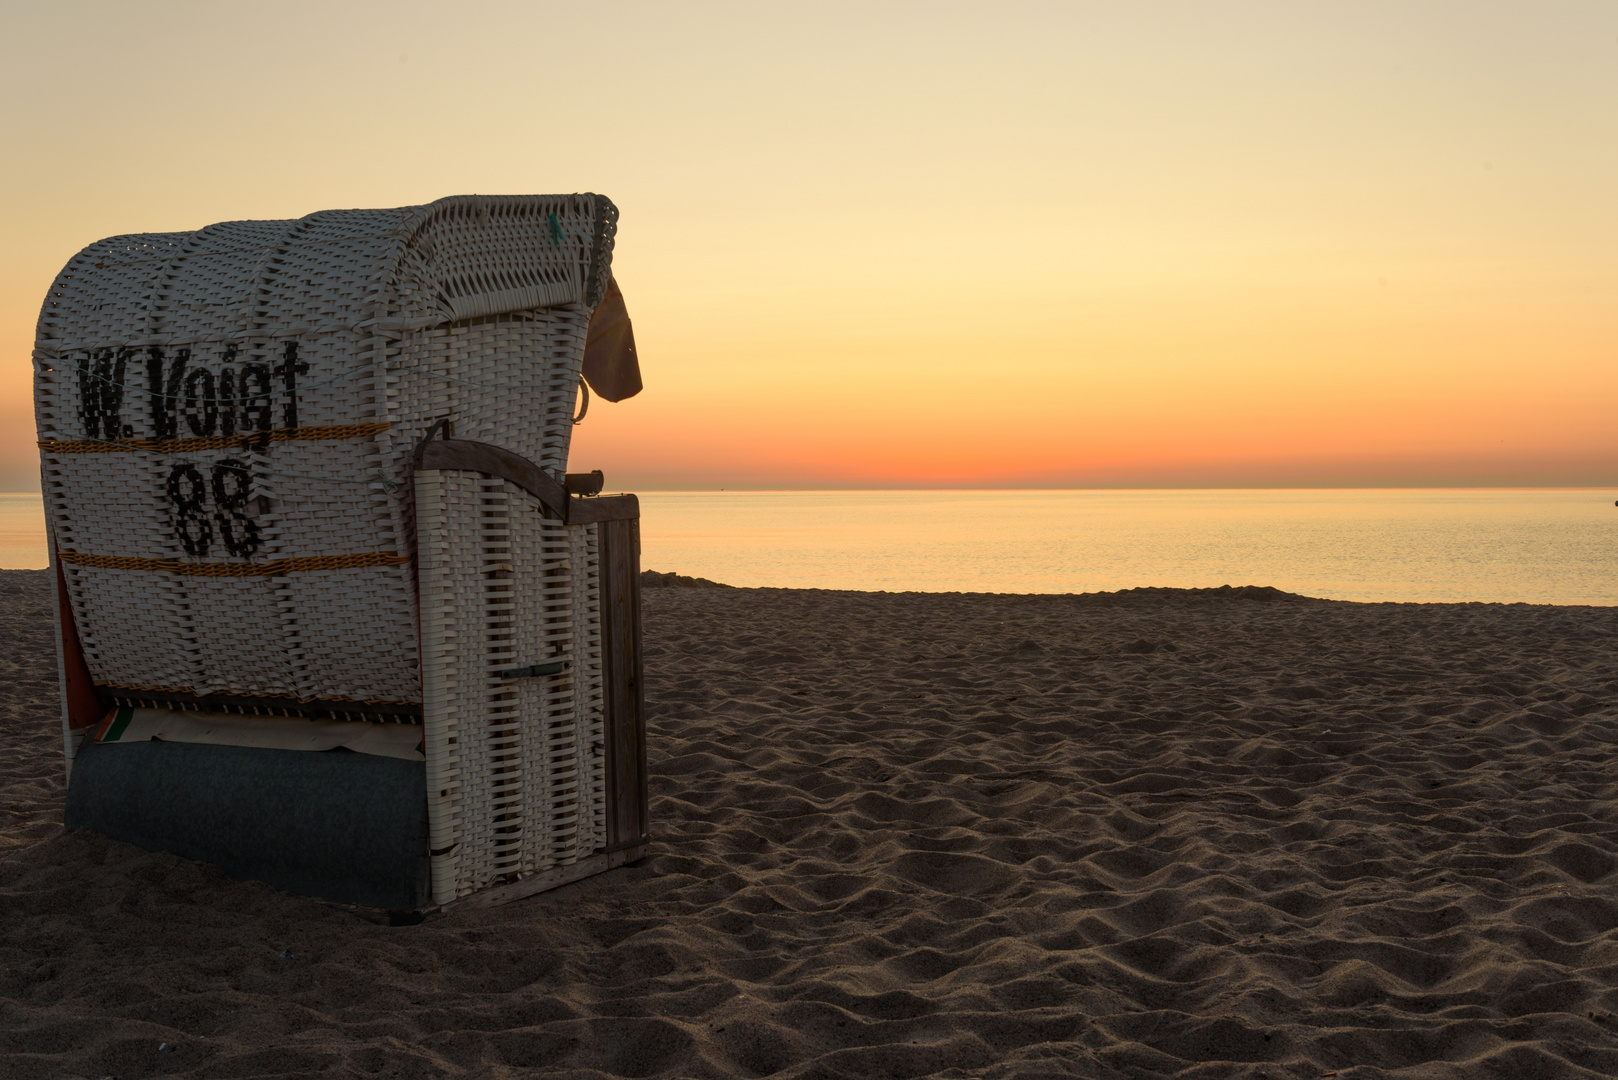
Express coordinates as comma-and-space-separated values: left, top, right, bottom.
93, 707, 424, 761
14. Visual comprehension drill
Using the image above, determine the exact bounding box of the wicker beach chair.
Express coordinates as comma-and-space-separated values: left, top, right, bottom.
34, 195, 648, 911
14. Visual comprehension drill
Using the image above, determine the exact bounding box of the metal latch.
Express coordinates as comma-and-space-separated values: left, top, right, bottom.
495, 660, 569, 678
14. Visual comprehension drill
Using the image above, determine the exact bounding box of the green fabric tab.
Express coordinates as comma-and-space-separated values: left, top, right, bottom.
103, 707, 134, 742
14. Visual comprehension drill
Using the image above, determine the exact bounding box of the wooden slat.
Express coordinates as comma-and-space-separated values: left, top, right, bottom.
599, 517, 648, 850
568, 494, 639, 524
441, 844, 647, 911
415, 439, 569, 518
55, 562, 102, 730
413, 439, 637, 526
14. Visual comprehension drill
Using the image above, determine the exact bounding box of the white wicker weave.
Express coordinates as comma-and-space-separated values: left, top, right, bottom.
415, 472, 608, 903
36, 195, 621, 904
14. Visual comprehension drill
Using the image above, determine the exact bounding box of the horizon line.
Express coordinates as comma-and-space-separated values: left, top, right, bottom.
3, 484, 1617, 498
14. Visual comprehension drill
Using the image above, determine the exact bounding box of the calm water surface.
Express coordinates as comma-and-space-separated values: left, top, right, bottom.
0, 494, 45, 572
638, 489, 1618, 605
4, 490, 1614, 604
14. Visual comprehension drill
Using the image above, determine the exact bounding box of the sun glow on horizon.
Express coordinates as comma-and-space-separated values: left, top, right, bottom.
3, 2, 1615, 491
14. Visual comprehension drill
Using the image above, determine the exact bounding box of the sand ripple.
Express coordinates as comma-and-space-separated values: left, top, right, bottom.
5, 571, 1618, 1077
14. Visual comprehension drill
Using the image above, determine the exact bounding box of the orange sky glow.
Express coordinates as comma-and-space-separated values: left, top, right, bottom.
2, 1, 1613, 490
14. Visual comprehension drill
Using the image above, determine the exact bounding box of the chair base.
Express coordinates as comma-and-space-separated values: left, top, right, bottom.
440, 843, 649, 912
66, 739, 430, 910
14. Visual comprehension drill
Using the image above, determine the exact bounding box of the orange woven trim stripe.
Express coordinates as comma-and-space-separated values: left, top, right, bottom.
95, 683, 419, 707
59, 551, 410, 576
39, 422, 392, 455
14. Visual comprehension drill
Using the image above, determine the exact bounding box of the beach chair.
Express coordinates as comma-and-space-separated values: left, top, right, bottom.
34, 195, 648, 912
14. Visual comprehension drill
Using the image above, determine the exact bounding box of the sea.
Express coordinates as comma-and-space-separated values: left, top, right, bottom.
3, 489, 1614, 605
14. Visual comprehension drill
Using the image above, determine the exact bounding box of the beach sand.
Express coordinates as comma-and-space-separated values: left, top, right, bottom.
4, 567, 1618, 1078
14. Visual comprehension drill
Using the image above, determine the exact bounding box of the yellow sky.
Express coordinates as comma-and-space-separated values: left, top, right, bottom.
2, 1, 1614, 489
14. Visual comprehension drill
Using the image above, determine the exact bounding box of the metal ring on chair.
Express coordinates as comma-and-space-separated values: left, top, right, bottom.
573, 380, 589, 425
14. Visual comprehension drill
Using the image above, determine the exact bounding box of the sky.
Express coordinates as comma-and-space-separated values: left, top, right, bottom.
1, 1, 1614, 491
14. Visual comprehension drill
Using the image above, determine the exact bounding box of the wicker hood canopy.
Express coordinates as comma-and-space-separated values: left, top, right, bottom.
35, 194, 633, 711
38, 195, 653, 909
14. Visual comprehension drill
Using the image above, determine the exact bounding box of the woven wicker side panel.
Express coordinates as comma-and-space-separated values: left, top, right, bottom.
418, 470, 602, 902
35, 212, 419, 706
506, 484, 571, 879
380, 307, 589, 483
417, 470, 467, 904
36, 438, 418, 702
35, 224, 417, 702
570, 523, 609, 858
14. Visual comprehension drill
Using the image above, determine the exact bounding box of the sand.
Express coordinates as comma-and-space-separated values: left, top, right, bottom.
5, 569, 1618, 1078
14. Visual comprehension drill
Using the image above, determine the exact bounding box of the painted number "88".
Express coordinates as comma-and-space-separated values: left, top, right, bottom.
167, 459, 262, 557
